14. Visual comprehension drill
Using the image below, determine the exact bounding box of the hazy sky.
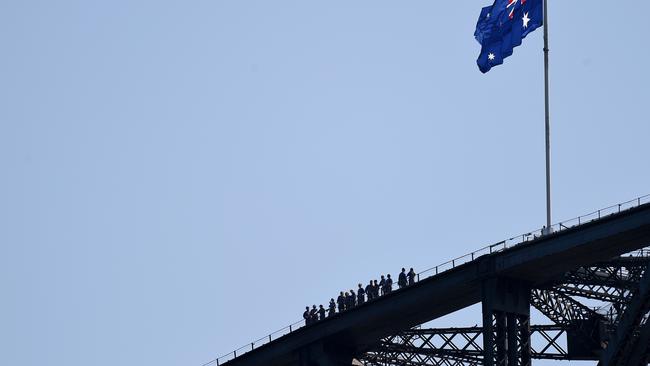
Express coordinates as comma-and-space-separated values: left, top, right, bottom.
1, 1, 649, 366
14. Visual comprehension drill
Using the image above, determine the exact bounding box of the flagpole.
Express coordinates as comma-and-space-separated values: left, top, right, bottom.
543, 0, 552, 231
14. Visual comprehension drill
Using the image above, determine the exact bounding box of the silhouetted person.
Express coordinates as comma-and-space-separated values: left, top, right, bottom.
366, 281, 374, 301
310, 305, 318, 323
337, 292, 345, 312
373, 280, 380, 298
349, 289, 356, 308
357, 283, 365, 305
303, 306, 311, 325
385, 274, 393, 294
408, 268, 416, 285
328, 299, 336, 317
318, 305, 326, 320
379, 275, 386, 296
398, 268, 407, 289
344, 292, 350, 311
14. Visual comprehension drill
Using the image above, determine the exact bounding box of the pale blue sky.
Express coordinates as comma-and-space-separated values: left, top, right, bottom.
1, 1, 649, 366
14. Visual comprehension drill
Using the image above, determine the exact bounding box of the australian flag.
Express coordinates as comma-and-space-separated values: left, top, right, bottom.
474, 0, 543, 73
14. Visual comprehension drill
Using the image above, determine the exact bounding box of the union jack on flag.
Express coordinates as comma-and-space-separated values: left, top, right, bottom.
507, 0, 527, 20
474, 0, 543, 73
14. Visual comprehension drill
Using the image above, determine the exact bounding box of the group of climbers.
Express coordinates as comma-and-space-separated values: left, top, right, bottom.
303, 268, 417, 325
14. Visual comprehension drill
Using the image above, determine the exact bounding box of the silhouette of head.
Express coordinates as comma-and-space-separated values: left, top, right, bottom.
402, 268, 405, 272
388, 274, 391, 278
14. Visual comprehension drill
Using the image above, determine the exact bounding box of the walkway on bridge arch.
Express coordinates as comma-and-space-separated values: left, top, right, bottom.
212, 196, 650, 366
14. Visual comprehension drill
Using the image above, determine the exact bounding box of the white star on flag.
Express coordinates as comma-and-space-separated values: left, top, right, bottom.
522, 12, 531, 28
488, 53, 496, 61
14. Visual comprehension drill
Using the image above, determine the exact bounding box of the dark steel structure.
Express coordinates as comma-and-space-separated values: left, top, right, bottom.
361, 254, 650, 366
214, 201, 650, 366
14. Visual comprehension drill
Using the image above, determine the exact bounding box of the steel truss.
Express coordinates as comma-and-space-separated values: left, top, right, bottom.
555, 257, 650, 305
359, 325, 572, 366
599, 261, 650, 366
359, 251, 650, 366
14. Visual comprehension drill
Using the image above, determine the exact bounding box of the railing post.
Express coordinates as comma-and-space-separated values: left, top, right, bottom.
598, 210, 601, 218
289, 325, 292, 332
452, 259, 455, 267
619, 204, 621, 213
269, 334, 272, 342
417, 274, 420, 282
234, 350, 236, 358
578, 216, 581, 225
217, 359, 219, 366
251, 343, 254, 351
436, 266, 439, 275
472, 252, 475, 260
